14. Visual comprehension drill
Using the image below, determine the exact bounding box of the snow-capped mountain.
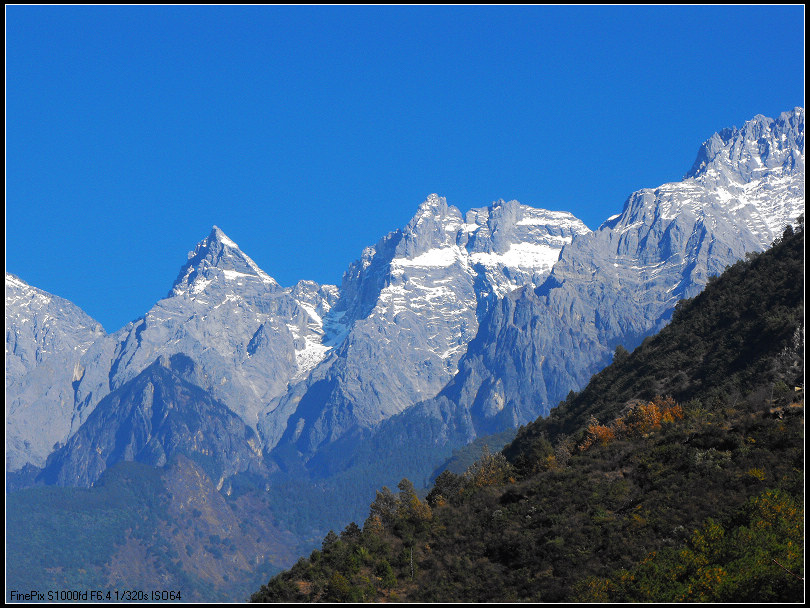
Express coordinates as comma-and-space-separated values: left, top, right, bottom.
6, 108, 804, 486
421, 107, 805, 436
6, 229, 340, 474
259, 195, 590, 455
69, 226, 339, 434
685, 108, 804, 243
5, 274, 105, 470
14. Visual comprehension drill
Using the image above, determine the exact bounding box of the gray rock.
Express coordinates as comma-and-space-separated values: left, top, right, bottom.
428, 108, 805, 434
263, 195, 589, 456
39, 353, 269, 488
7, 108, 804, 489
71, 226, 339, 434
5, 274, 105, 470
7, 227, 340, 474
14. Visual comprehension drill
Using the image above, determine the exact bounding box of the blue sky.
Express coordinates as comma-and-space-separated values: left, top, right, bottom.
6, 5, 805, 332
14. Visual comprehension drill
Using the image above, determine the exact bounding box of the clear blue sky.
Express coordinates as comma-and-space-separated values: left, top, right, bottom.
6, 5, 805, 332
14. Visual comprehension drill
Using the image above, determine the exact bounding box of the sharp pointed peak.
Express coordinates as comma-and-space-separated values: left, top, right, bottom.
404, 194, 464, 233
412, 193, 450, 215
415, 193, 458, 214
207, 225, 239, 249
169, 227, 279, 297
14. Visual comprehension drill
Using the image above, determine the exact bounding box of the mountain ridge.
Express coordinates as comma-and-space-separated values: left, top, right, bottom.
6, 108, 804, 477
5, 273, 106, 470
411, 106, 804, 436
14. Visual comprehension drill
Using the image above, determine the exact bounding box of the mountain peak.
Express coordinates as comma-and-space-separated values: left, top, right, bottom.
398, 194, 464, 256
411, 193, 451, 219
170, 227, 278, 297
209, 225, 239, 250
685, 107, 805, 181
423, 192, 444, 206
193, 225, 239, 257
782, 106, 805, 123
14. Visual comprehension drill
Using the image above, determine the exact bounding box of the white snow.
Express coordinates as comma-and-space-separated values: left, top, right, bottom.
470, 242, 564, 271
298, 302, 323, 326
393, 246, 465, 268
715, 189, 734, 203
294, 337, 331, 378
516, 211, 587, 230
222, 269, 256, 281
286, 323, 300, 340
190, 278, 213, 294
211, 228, 278, 286
5, 275, 29, 290
219, 233, 238, 249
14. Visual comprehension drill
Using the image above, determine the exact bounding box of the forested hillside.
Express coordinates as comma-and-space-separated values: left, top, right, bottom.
7, 457, 296, 602
251, 222, 804, 602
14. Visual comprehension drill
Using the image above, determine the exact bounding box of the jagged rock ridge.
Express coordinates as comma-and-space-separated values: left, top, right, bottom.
5, 108, 804, 487
68, 226, 339, 435
5, 274, 105, 470
423, 107, 805, 437
259, 195, 590, 455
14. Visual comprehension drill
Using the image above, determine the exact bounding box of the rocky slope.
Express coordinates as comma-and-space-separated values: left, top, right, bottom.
250, 221, 805, 604
6, 228, 341, 477
261, 195, 590, 456
40, 353, 269, 488
5, 274, 105, 470
419, 107, 805, 435
69, 226, 339, 435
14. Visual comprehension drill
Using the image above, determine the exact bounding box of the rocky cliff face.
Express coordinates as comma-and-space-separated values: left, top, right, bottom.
429, 108, 805, 434
5, 274, 105, 470
261, 195, 590, 456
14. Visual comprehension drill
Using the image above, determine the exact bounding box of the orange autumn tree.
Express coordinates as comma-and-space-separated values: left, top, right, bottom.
580, 415, 616, 451
624, 396, 684, 437
580, 396, 684, 451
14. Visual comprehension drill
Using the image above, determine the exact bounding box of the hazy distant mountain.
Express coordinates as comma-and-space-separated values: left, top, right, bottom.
9, 457, 297, 602
40, 353, 269, 488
